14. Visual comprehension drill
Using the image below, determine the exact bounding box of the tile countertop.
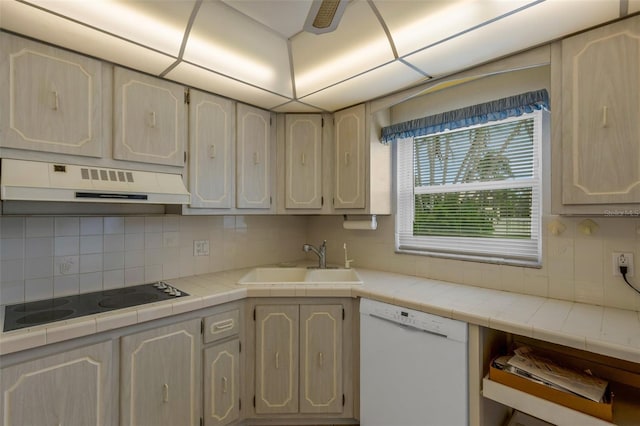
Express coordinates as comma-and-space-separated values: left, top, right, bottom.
1, 267, 639, 364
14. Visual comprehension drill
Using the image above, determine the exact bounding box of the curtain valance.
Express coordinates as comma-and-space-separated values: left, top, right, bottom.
380, 89, 549, 144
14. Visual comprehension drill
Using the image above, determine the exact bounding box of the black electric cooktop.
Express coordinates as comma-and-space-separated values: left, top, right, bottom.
3, 282, 188, 332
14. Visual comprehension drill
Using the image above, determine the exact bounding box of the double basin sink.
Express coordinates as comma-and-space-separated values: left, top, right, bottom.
238, 267, 362, 285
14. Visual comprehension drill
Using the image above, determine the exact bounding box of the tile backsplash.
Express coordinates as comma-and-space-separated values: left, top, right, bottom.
308, 214, 640, 311
0, 215, 308, 304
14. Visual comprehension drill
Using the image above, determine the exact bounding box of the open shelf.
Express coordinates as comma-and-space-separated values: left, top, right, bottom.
483, 376, 640, 426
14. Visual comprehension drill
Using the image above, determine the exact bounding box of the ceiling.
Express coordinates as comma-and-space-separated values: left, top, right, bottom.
1, 0, 636, 112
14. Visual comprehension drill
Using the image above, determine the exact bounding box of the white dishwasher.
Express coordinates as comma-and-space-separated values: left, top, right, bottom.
360, 298, 468, 426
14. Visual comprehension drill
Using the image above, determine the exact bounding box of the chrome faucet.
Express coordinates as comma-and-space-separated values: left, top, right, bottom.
303, 240, 327, 269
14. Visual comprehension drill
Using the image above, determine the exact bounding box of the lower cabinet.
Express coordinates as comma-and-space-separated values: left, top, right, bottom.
0, 340, 114, 426
120, 319, 201, 426
203, 308, 241, 426
248, 298, 355, 421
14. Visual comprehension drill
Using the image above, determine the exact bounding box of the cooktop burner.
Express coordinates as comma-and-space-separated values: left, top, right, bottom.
3, 282, 188, 332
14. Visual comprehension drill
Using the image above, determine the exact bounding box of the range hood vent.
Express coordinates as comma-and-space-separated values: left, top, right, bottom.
1, 159, 190, 205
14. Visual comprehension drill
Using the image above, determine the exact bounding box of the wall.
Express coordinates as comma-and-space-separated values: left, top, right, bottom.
308, 65, 640, 312
0, 215, 308, 304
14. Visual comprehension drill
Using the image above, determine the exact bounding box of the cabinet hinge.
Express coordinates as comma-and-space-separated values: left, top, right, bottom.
321, 196, 324, 206
184, 89, 190, 104
343, 394, 345, 406
239, 398, 242, 410
253, 396, 256, 407
200, 319, 204, 334
184, 151, 187, 163
342, 308, 345, 320
270, 117, 273, 126
253, 308, 256, 321
321, 117, 324, 127
270, 196, 272, 206
199, 417, 203, 426
239, 340, 242, 353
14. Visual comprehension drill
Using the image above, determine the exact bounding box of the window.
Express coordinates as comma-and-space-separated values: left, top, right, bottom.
396, 110, 543, 266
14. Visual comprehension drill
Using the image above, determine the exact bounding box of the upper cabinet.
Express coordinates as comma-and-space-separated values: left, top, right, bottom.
333, 104, 366, 209
236, 103, 275, 210
188, 89, 235, 209
284, 114, 323, 209
332, 103, 392, 215
552, 15, 640, 214
0, 33, 103, 157
113, 67, 186, 167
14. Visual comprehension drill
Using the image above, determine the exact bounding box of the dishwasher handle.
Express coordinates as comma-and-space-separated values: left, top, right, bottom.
368, 313, 448, 339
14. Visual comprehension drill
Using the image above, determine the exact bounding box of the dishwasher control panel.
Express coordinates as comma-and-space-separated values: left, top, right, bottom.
359, 298, 467, 343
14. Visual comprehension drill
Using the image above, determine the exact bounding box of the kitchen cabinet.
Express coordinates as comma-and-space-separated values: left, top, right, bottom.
332, 103, 392, 214
188, 89, 236, 209
254, 304, 299, 414
247, 298, 355, 420
236, 103, 276, 210
333, 104, 365, 209
0, 32, 103, 158
284, 114, 324, 209
552, 15, 640, 214
0, 340, 114, 426
120, 319, 201, 426
203, 309, 241, 426
113, 67, 187, 167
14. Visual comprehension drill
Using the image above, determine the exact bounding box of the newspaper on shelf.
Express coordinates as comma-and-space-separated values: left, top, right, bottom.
506, 346, 608, 402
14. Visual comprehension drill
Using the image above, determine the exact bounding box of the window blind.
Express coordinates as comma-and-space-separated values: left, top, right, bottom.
396, 111, 542, 266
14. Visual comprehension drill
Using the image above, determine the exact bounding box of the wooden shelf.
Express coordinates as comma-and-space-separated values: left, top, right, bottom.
482, 376, 613, 426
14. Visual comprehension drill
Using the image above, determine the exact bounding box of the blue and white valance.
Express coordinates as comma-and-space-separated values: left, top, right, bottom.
380, 89, 549, 144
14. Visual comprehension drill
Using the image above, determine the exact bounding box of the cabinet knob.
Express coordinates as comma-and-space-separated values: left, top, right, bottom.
318, 352, 324, 368
208, 144, 216, 158
602, 105, 609, 128
275, 351, 279, 369
344, 151, 350, 166
222, 376, 228, 394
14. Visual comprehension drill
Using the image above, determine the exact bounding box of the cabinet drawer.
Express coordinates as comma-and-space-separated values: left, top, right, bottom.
203, 309, 239, 344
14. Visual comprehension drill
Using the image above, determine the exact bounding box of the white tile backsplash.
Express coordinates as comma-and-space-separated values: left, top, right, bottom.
307, 214, 640, 311
104, 217, 124, 234
1, 217, 25, 239
54, 236, 79, 256
25, 217, 52, 238
26, 237, 54, 258
55, 217, 79, 236
80, 217, 103, 235
1, 215, 307, 303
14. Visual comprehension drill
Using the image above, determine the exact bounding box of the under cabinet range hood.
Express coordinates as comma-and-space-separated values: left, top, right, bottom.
0, 159, 191, 206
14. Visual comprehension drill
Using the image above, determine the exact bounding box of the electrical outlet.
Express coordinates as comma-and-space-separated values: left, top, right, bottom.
612, 252, 634, 277
194, 240, 210, 256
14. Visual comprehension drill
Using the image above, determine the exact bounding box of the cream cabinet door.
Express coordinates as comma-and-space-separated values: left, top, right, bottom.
334, 104, 365, 209
189, 90, 235, 208
120, 319, 201, 426
0, 340, 114, 426
113, 67, 186, 166
561, 15, 640, 205
299, 304, 343, 414
204, 339, 240, 426
0, 33, 102, 157
285, 114, 323, 209
236, 103, 273, 209
255, 304, 299, 414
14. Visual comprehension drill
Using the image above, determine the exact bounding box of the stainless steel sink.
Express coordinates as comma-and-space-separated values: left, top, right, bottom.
237, 267, 362, 285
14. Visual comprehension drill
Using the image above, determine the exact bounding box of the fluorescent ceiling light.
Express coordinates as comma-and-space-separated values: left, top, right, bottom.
24, 0, 190, 55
